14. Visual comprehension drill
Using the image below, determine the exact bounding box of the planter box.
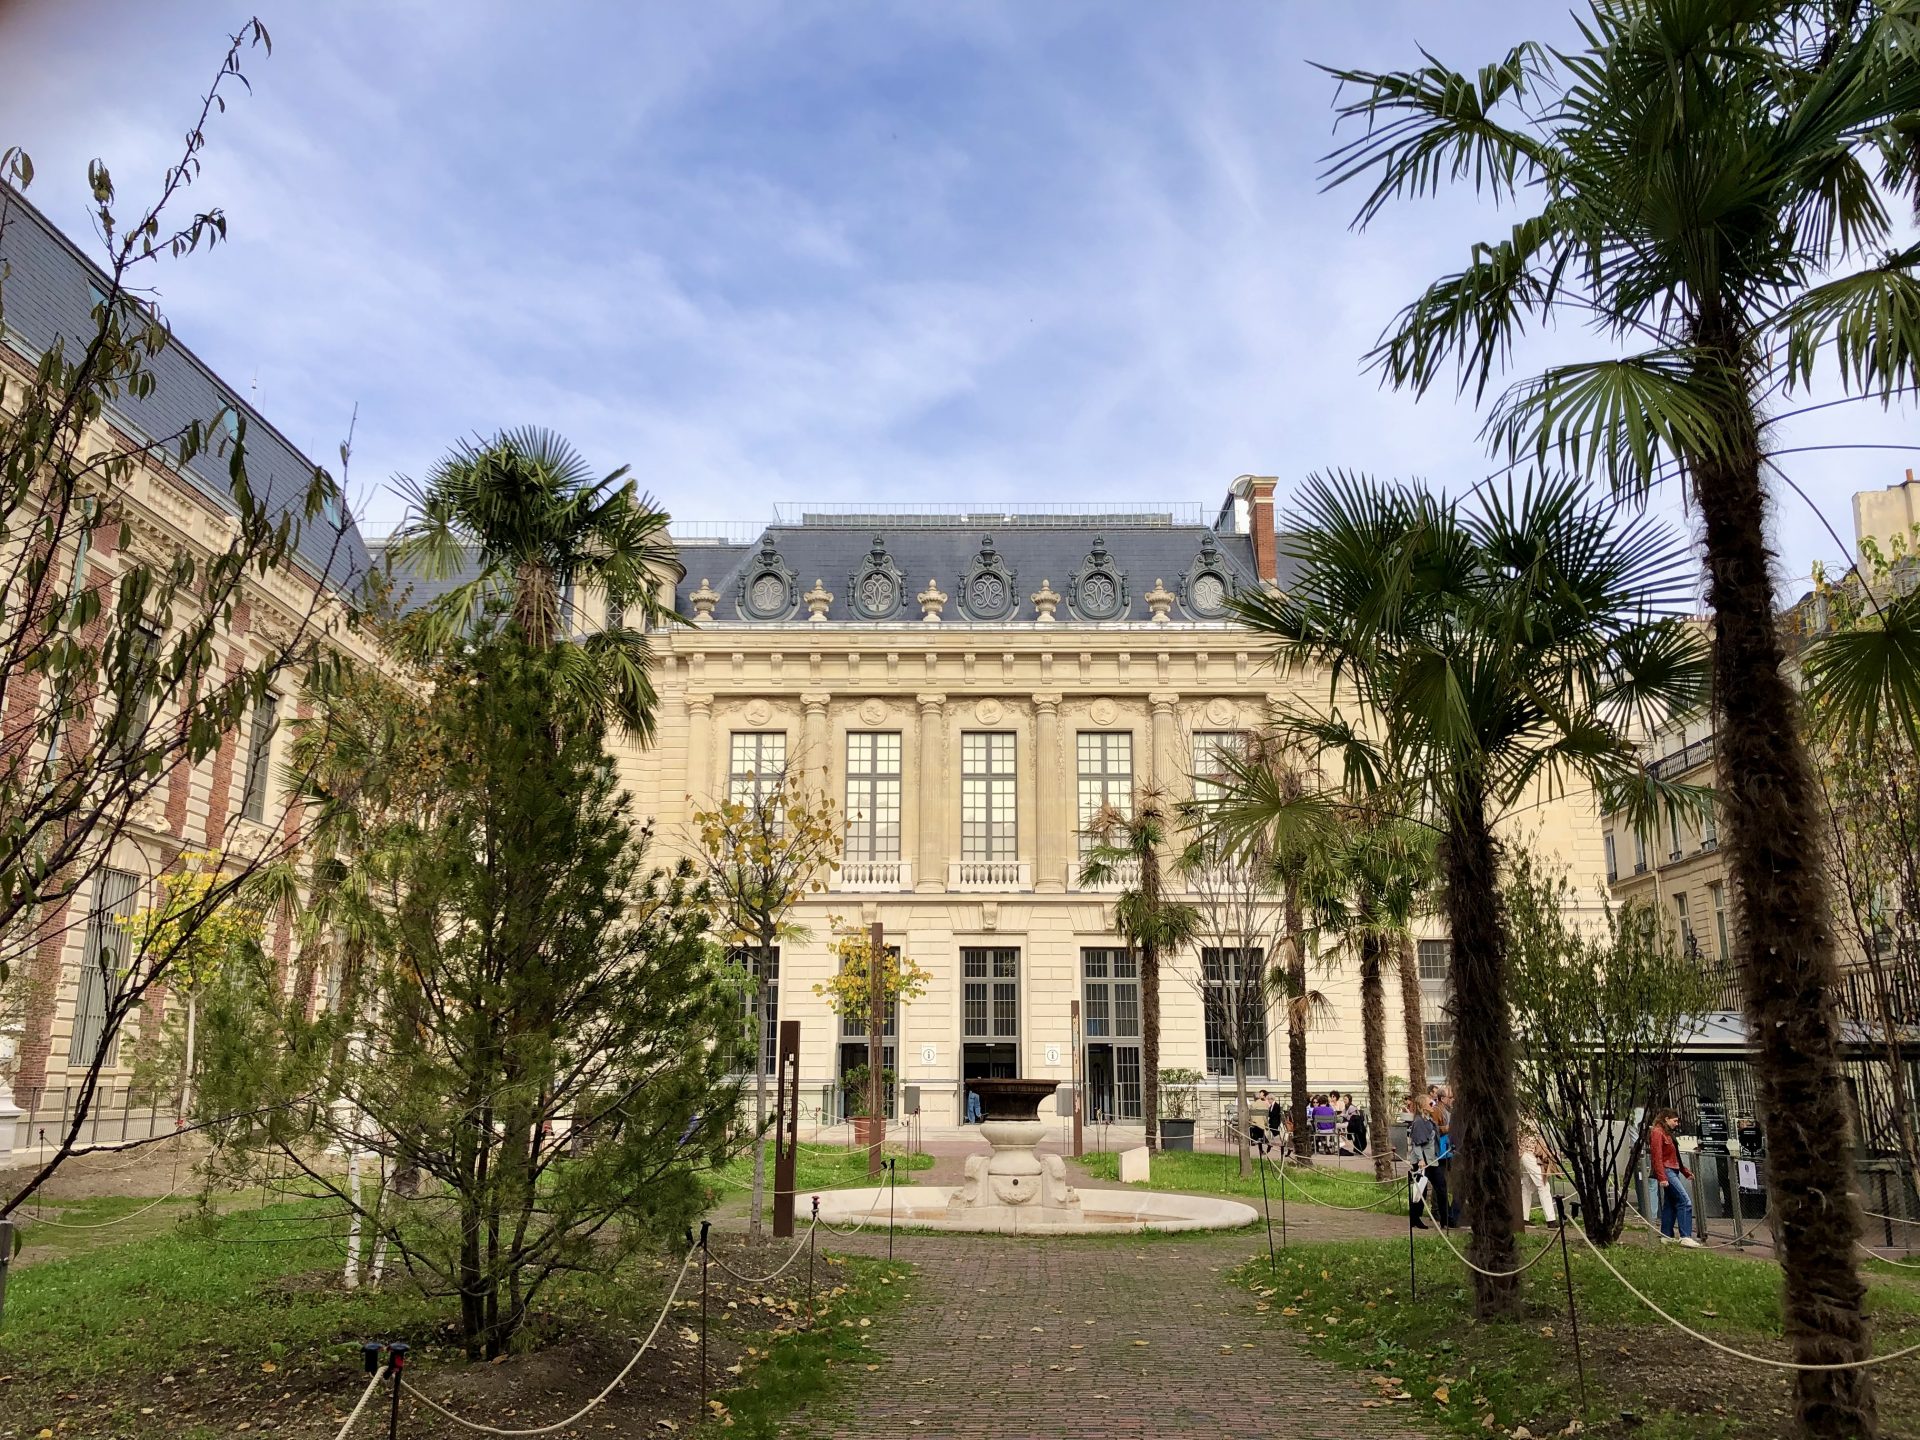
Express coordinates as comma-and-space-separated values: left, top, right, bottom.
852, 1116, 884, 1148
1160, 1118, 1197, 1151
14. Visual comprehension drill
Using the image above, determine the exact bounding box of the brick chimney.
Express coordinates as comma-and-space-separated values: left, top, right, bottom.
1231, 474, 1279, 583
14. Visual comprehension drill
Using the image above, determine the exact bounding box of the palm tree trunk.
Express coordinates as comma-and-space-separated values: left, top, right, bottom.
1398, 934, 1427, 1095
1441, 797, 1521, 1318
1359, 936, 1394, 1181
1141, 937, 1160, 1152
1285, 881, 1311, 1167
1690, 334, 1875, 1432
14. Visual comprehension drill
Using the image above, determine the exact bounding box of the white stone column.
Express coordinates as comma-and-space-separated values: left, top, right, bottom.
1149, 691, 1181, 797
801, 690, 831, 800
1032, 690, 1066, 892
685, 691, 715, 809
916, 693, 947, 892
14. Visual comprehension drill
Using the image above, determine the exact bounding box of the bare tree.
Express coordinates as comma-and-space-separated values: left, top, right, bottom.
0, 20, 367, 1215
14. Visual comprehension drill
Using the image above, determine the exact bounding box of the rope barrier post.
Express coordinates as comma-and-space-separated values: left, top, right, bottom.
1279, 1157, 1287, 1250
808, 1198, 818, 1327
1257, 1150, 1275, 1275
886, 1158, 896, 1263
1881, 1171, 1896, 1250
1407, 1172, 1417, 1300
1556, 1220, 1586, 1416
385, 1342, 408, 1440
0, 1216, 13, 1330
698, 1221, 711, 1413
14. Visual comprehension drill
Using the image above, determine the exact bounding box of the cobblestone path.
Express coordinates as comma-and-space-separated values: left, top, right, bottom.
781, 1167, 1430, 1439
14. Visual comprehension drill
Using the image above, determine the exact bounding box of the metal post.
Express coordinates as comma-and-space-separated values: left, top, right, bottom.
868, 922, 885, 1179
1257, 1152, 1275, 1275
0, 1217, 13, 1329
698, 1221, 711, 1410
1279, 1157, 1287, 1249
386, 1342, 408, 1440
807, 1197, 818, 1326
1728, 1160, 1748, 1248
773, 1020, 801, 1239
1882, 1171, 1896, 1250
887, 1157, 896, 1263
1407, 1174, 1417, 1300
1557, 1219, 1586, 1416
1070, 1000, 1084, 1160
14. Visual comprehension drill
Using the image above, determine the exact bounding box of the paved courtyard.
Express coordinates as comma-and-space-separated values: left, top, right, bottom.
769, 1150, 1430, 1439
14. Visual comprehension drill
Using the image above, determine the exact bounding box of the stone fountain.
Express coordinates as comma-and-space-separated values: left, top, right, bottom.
947, 1078, 1083, 1222
810, 1076, 1256, 1235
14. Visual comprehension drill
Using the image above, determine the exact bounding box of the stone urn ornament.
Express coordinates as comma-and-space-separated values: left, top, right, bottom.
804, 578, 834, 623
1031, 578, 1061, 624
918, 577, 948, 623
1145, 578, 1176, 625
689, 577, 719, 621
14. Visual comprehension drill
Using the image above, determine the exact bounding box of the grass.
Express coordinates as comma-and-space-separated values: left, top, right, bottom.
711, 1141, 934, 1199
1235, 1232, 1920, 1438
694, 1254, 911, 1438
1, 1188, 911, 1439
1080, 1147, 1404, 1212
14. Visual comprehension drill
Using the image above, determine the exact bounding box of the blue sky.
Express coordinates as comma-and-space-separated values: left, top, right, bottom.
0, 0, 1912, 585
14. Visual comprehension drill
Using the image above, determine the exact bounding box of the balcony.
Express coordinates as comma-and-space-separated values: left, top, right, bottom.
833, 860, 912, 891
948, 860, 1032, 891
1076, 857, 1143, 893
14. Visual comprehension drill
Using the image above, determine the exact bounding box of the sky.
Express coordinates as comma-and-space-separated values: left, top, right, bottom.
0, 0, 1913, 589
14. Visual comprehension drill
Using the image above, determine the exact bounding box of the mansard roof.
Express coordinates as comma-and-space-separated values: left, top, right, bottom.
0, 185, 372, 593
674, 508, 1274, 625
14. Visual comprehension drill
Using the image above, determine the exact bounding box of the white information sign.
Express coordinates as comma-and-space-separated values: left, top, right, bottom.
1044, 1044, 1062, 1066
1737, 1159, 1759, 1191
919, 1043, 937, 1066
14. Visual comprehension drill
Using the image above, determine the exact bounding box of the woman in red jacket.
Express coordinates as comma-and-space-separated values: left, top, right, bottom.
1649, 1108, 1702, 1248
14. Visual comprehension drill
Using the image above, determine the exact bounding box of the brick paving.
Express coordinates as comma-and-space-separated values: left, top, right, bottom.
777, 1155, 1432, 1440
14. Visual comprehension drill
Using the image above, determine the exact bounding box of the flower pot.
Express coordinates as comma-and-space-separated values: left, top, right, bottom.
1160, 1118, 1196, 1151
852, 1115, 884, 1148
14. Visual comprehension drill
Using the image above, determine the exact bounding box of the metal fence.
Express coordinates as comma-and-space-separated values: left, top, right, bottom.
1635, 1146, 1918, 1250
6, 1083, 173, 1157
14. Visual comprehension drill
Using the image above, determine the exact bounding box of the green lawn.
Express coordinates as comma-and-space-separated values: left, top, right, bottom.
711, 1141, 934, 1199
0, 1193, 907, 1439
1080, 1147, 1404, 1211
1237, 1234, 1920, 1439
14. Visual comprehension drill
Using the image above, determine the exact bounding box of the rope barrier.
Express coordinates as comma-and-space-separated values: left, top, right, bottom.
330, 1365, 388, 1440
1425, 1216, 1564, 1278
404, 1251, 696, 1435
1266, 1154, 1410, 1212
704, 1221, 819, 1285
24, 1181, 186, 1229
1860, 1208, 1920, 1227
1568, 1223, 1920, 1371
1856, 1239, 1920, 1270
816, 1182, 891, 1235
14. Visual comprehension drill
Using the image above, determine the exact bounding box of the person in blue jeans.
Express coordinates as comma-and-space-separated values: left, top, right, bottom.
965, 1087, 983, 1124
1650, 1107, 1702, 1247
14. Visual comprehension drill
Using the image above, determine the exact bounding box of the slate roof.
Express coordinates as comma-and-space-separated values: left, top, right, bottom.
675, 515, 1277, 624
0, 185, 371, 592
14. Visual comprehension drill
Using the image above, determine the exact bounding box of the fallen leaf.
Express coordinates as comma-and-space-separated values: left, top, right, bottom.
1434, 1386, 1450, 1403
260, 1363, 277, 1374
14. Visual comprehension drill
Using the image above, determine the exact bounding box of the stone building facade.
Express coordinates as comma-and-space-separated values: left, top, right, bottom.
626, 491, 1611, 1129
0, 188, 375, 1139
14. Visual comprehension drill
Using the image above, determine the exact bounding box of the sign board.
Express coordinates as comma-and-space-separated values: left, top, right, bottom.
1044, 1044, 1061, 1066
919, 1043, 937, 1066
1737, 1159, 1759, 1191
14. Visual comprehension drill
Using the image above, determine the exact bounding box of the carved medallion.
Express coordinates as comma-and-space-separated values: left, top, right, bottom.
1205, 697, 1237, 728
975, 698, 1006, 725
858, 698, 889, 726
1089, 698, 1118, 726
743, 699, 773, 726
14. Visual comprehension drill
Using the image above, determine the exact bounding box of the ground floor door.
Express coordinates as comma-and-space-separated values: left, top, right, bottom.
836, 1039, 897, 1119
1082, 946, 1142, 1120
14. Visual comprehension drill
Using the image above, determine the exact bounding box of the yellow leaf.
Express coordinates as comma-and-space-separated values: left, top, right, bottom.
1433, 1386, 1449, 1403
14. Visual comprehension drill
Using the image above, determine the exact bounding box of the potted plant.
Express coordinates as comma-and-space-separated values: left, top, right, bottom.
841, 1063, 896, 1147
1158, 1067, 1203, 1151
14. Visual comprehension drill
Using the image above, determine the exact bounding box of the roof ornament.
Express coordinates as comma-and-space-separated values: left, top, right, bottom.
737, 534, 799, 620
1178, 529, 1237, 619
1067, 534, 1129, 622
957, 532, 1019, 622
847, 534, 905, 620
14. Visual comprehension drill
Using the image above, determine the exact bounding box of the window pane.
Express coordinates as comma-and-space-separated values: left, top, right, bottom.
961, 732, 1017, 860
241, 694, 279, 822
70, 869, 139, 1065
1417, 939, 1451, 981
729, 731, 787, 808
1077, 731, 1133, 855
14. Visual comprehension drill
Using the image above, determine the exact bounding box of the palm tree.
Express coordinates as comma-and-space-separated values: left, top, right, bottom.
1081, 787, 1199, 1152
1231, 470, 1706, 1318
1320, 6, 1920, 1415
1396, 935, 1427, 1104
1306, 813, 1436, 1181
388, 427, 679, 738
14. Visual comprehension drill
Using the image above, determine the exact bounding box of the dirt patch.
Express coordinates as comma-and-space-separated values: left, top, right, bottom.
3, 1237, 858, 1439
1, 1136, 205, 1204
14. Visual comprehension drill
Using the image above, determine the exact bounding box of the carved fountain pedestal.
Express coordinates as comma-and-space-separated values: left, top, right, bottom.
947, 1077, 1082, 1221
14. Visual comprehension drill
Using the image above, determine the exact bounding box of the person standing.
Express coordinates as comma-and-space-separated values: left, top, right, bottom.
1404, 1094, 1436, 1166
1649, 1108, 1701, 1247
1429, 1087, 1456, 1227
1518, 1111, 1557, 1225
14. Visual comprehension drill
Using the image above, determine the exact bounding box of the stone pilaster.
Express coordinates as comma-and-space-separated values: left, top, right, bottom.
801, 690, 831, 800
685, 691, 714, 809
916, 693, 947, 891
1032, 691, 1066, 891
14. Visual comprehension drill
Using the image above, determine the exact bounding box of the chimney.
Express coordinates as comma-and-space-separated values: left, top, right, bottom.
1232, 474, 1279, 583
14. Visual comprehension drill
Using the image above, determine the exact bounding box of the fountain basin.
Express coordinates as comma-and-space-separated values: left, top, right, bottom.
813, 1184, 1257, 1234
